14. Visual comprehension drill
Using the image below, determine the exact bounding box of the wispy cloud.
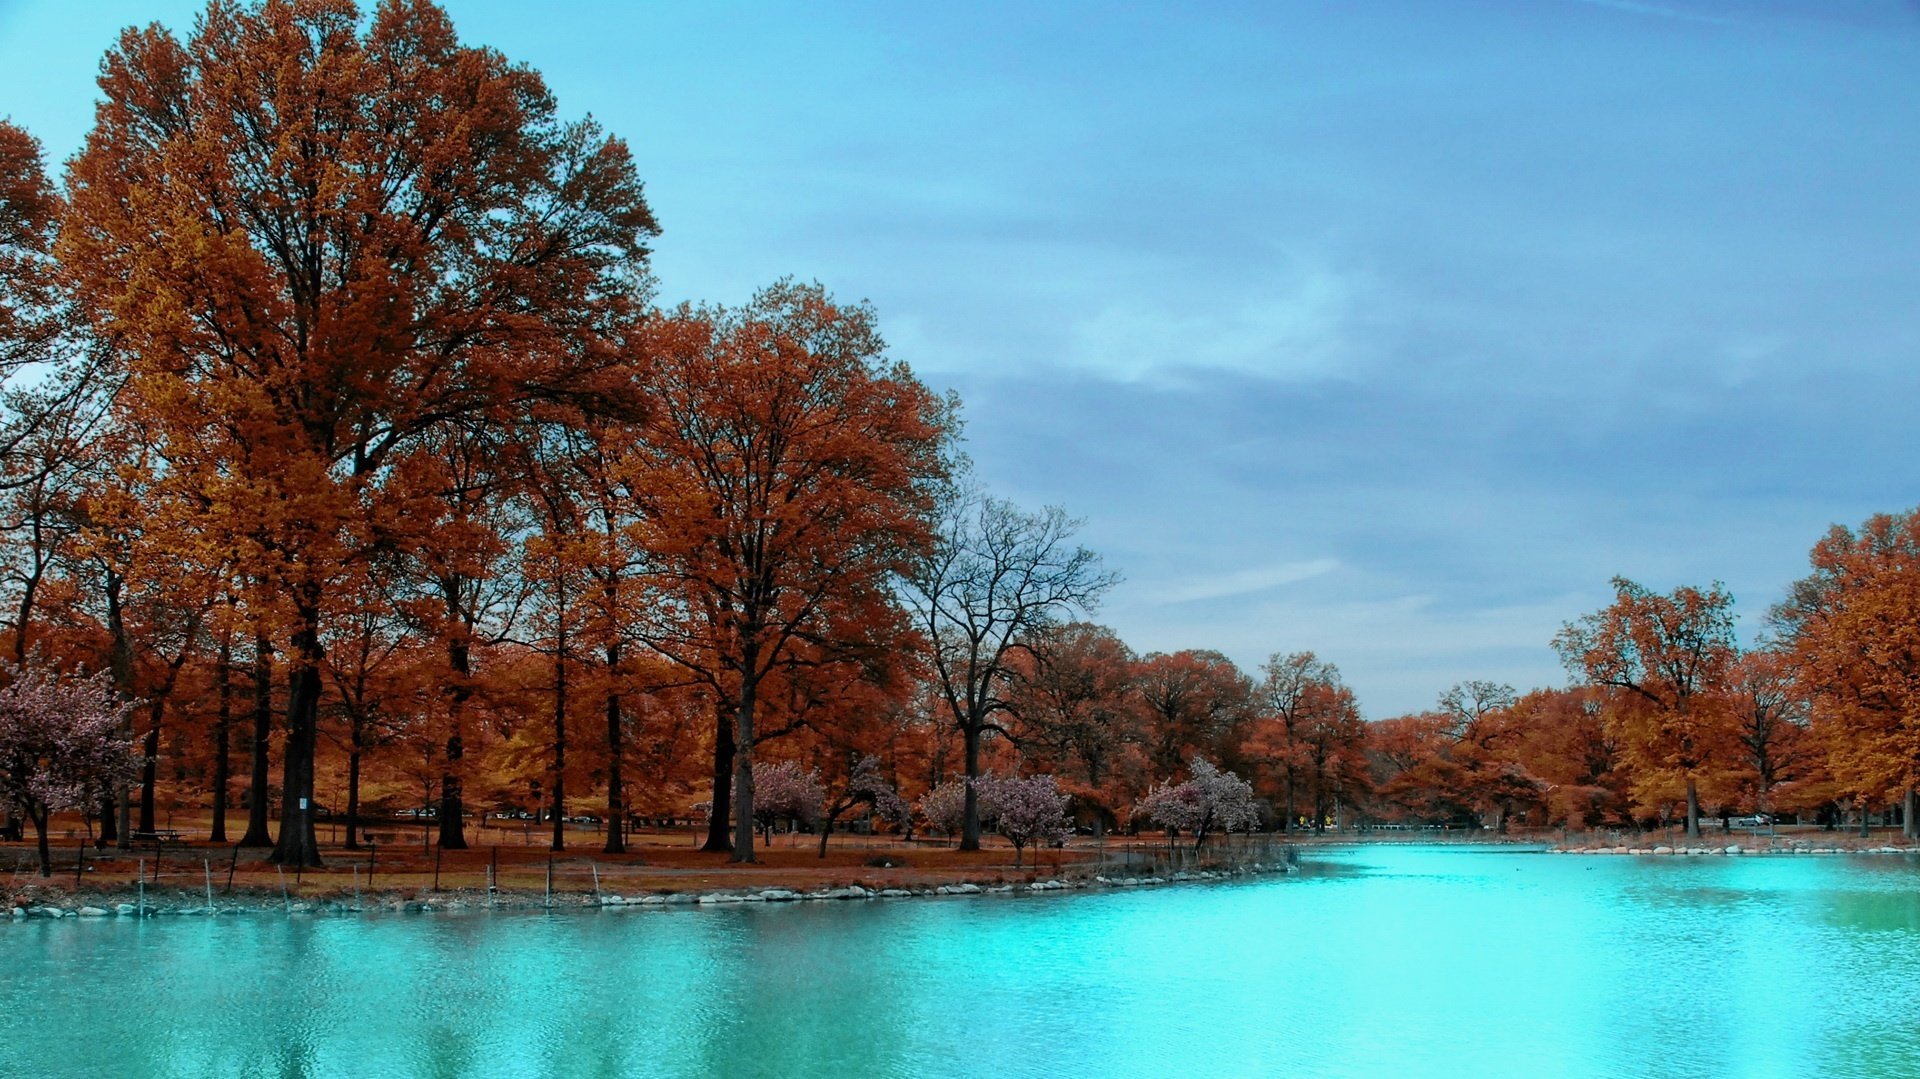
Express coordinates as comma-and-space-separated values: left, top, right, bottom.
1150, 559, 1341, 605
1067, 259, 1370, 381
1563, 0, 1737, 26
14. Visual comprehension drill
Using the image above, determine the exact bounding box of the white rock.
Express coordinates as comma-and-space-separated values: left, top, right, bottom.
76, 906, 108, 917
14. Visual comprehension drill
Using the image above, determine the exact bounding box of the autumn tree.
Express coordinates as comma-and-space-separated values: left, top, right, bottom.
1251, 651, 1342, 832
61, 0, 656, 865
1134, 649, 1254, 779
1772, 511, 1920, 837
1555, 577, 1737, 839
909, 488, 1115, 851
629, 282, 946, 863
1725, 649, 1814, 827
389, 423, 528, 851
1500, 687, 1628, 829
1005, 621, 1142, 835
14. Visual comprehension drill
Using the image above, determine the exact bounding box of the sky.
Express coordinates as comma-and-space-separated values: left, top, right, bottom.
3, 0, 1919, 717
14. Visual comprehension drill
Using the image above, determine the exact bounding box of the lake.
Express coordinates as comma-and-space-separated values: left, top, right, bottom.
3, 844, 1917, 1077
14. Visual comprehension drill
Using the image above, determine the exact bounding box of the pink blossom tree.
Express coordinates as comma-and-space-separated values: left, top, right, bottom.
816, 755, 910, 857
750, 760, 823, 846
917, 779, 969, 842
1140, 757, 1260, 850
976, 772, 1074, 867
0, 662, 139, 876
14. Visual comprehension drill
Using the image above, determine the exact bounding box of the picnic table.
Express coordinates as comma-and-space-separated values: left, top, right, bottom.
129, 829, 186, 850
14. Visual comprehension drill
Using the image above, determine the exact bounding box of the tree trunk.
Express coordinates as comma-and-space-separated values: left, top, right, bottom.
817, 806, 840, 859
137, 698, 163, 834
701, 699, 734, 852
344, 719, 363, 851
960, 723, 983, 852
271, 608, 323, 868
730, 661, 759, 864
30, 804, 50, 878
238, 635, 276, 847
438, 636, 470, 850
550, 639, 567, 852
1905, 788, 1916, 841
210, 634, 232, 843
1684, 778, 1701, 840
1860, 801, 1873, 839
603, 642, 625, 855
104, 568, 132, 849
1283, 764, 1296, 836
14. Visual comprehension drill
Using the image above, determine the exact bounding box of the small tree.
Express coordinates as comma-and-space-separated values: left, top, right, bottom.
917, 779, 970, 842
977, 773, 1073, 867
750, 760, 823, 846
817, 755, 910, 858
0, 662, 138, 876
1140, 758, 1259, 850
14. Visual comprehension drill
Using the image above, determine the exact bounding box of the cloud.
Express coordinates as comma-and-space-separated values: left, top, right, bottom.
1149, 559, 1341, 605
1065, 259, 1371, 381
1563, 0, 1737, 26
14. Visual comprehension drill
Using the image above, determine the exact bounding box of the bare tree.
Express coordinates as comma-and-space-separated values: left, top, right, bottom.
906, 486, 1116, 851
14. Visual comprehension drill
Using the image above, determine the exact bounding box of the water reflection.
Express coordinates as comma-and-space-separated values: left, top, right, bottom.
1, 848, 1917, 1077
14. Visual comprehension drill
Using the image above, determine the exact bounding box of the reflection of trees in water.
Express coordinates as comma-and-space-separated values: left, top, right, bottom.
1822, 890, 1920, 934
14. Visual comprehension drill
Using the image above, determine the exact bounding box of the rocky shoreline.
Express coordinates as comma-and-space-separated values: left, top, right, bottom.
1551, 841, 1919, 856
3, 861, 1298, 921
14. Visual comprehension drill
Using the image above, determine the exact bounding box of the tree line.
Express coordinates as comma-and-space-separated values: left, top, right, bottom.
2, 1, 1915, 878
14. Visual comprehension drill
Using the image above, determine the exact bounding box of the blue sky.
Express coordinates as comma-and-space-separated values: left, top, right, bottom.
4, 0, 1919, 716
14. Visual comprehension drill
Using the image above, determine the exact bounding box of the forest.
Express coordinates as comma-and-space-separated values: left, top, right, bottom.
2, 0, 1918, 881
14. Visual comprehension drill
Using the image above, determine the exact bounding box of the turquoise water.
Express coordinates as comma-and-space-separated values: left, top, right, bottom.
3, 845, 1918, 1077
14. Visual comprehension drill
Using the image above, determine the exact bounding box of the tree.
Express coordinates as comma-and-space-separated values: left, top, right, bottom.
1772, 511, 1920, 837
1139, 757, 1259, 850
975, 773, 1072, 867
1135, 649, 1254, 778
1726, 649, 1814, 827
0, 120, 61, 392
1253, 652, 1342, 832
917, 778, 968, 840
0, 661, 139, 875
61, 0, 656, 866
630, 282, 947, 863
909, 488, 1115, 851
749, 759, 823, 846
815, 754, 909, 858
1554, 578, 1737, 839
1006, 621, 1143, 835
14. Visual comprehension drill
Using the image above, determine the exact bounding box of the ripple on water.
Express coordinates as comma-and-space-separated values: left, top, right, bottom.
1, 846, 1919, 1077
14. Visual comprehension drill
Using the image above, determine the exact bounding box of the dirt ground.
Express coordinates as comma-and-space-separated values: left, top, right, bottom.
3, 811, 1223, 906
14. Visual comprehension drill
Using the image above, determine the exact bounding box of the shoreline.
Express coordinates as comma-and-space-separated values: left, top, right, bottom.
2, 860, 1300, 921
